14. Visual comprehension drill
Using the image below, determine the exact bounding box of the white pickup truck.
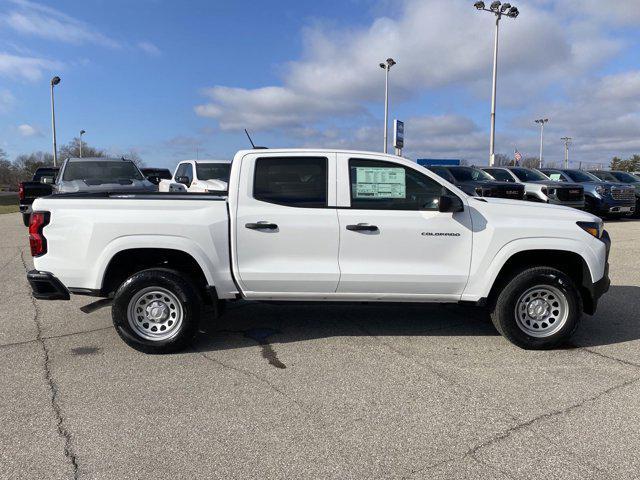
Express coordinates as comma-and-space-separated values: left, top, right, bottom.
158, 159, 231, 193
27, 149, 611, 353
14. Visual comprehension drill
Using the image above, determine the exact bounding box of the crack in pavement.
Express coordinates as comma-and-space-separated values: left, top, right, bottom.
577, 345, 640, 369
403, 366, 640, 479
198, 351, 307, 411
20, 251, 79, 480
0, 326, 115, 351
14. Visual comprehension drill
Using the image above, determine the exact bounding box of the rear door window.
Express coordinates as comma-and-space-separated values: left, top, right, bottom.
253, 157, 328, 208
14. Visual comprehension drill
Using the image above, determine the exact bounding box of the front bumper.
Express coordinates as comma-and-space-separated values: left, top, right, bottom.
582, 230, 611, 314
27, 270, 70, 300
591, 195, 636, 214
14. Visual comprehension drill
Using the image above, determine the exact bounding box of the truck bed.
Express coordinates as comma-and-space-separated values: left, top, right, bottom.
31, 192, 237, 298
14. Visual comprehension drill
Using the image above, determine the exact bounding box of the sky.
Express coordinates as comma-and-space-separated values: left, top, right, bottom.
0, 0, 639, 171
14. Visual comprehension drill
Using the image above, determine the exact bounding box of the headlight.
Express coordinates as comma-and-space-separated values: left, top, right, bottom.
577, 221, 603, 239
595, 185, 608, 195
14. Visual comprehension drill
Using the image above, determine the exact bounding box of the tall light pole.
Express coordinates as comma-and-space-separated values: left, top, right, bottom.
561, 136, 572, 169
79, 130, 86, 158
50, 76, 61, 167
473, 2, 519, 166
379, 57, 396, 154
535, 118, 549, 168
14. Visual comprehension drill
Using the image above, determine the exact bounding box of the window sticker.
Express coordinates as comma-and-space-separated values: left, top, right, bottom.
354, 167, 406, 199
547, 173, 562, 181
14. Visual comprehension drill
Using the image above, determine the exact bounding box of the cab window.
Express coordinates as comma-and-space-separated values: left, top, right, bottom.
349, 158, 445, 210
485, 168, 515, 182
253, 157, 328, 208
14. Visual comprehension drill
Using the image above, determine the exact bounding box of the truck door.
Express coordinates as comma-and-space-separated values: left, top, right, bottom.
234, 153, 340, 295
335, 155, 473, 299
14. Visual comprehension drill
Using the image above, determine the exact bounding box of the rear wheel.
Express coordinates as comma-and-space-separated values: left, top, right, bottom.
112, 269, 202, 354
490, 267, 582, 349
22, 213, 31, 227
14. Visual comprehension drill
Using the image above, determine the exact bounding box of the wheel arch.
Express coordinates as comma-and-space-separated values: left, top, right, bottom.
100, 247, 212, 302
485, 249, 596, 314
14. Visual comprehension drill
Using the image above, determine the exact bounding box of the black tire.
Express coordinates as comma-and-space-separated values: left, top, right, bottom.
22, 213, 31, 227
112, 269, 202, 354
490, 267, 583, 350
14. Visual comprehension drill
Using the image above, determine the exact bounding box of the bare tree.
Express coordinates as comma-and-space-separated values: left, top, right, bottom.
13, 151, 54, 179
110, 149, 145, 167
494, 153, 510, 166
59, 137, 107, 160
521, 157, 541, 169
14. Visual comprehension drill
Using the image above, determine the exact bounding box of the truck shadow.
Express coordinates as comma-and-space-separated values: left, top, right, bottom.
189, 285, 640, 354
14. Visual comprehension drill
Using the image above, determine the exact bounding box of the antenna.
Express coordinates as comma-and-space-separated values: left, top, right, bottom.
244, 129, 268, 149
244, 129, 256, 148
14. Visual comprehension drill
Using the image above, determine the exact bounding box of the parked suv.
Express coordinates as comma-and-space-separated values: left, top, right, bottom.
540, 168, 635, 218
482, 166, 584, 208
428, 166, 525, 200
590, 170, 640, 217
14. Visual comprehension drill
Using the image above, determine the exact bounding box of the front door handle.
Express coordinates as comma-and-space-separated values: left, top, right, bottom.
245, 221, 278, 230
346, 223, 379, 232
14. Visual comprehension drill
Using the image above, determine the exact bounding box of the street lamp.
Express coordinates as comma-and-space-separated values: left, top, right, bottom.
535, 118, 549, 168
473, 1, 519, 166
79, 130, 86, 158
379, 57, 396, 154
50, 76, 61, 167
561, 136, 572, 169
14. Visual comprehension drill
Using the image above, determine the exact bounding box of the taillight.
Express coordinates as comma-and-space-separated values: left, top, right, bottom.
29, 212, 50, 257
18, 183, 24, 201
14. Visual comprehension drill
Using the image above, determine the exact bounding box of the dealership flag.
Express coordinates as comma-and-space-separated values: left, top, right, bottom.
514, 149, 523, 163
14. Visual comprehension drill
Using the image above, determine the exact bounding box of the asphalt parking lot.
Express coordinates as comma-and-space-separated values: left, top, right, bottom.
1, 212, 639, 480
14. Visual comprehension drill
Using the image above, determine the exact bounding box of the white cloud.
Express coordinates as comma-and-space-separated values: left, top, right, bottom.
195, 0, 622, 131
0, 89, 15, 113
1, 0, 120, 48
195, 86, 365, 131
0, 52, 61, 81
138, 41, 161, 56
17, 123, 41, 137
190, 0, 638, 164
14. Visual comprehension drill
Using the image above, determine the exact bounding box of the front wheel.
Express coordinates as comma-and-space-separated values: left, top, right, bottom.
112, 269, 202, 354
490, 267, 583, 349
22, 213, 31, 227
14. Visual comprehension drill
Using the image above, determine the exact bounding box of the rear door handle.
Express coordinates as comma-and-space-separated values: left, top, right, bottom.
346, 223, 379, 232
245, 222, 278, 230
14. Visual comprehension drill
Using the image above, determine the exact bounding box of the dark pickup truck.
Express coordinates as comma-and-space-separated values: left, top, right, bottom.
428, 165, 525, 200
18, 167, 58, 227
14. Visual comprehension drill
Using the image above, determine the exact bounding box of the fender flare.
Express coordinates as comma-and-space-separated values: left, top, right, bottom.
93, 235, 219, 290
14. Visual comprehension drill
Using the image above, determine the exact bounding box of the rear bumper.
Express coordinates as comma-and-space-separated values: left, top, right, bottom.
27, 270, 70, 300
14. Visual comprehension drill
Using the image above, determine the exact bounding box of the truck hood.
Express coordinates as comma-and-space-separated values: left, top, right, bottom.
521, 181, 582, 188
191, 179, 228, 192
56, 179, 157, 193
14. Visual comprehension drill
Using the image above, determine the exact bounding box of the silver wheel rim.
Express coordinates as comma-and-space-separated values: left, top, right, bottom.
514, 285, 569, 338
127, 287, 183, 341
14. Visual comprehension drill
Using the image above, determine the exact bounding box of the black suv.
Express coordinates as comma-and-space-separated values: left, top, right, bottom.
428, 166, 525, 200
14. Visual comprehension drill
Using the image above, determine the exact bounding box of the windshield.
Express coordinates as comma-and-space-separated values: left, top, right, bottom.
511, 168, 548, 182
566, 170, 600, 182
449, 167, 493, 182
196, 163, 231, 182
591, 171, 618, 182
484, 169, 515, 182
612, 171, 640, 183
62, 161, 144, 183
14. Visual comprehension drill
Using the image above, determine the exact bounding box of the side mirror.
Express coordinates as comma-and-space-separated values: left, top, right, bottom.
438, 194, 464, 213
176, 176, 190, 186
